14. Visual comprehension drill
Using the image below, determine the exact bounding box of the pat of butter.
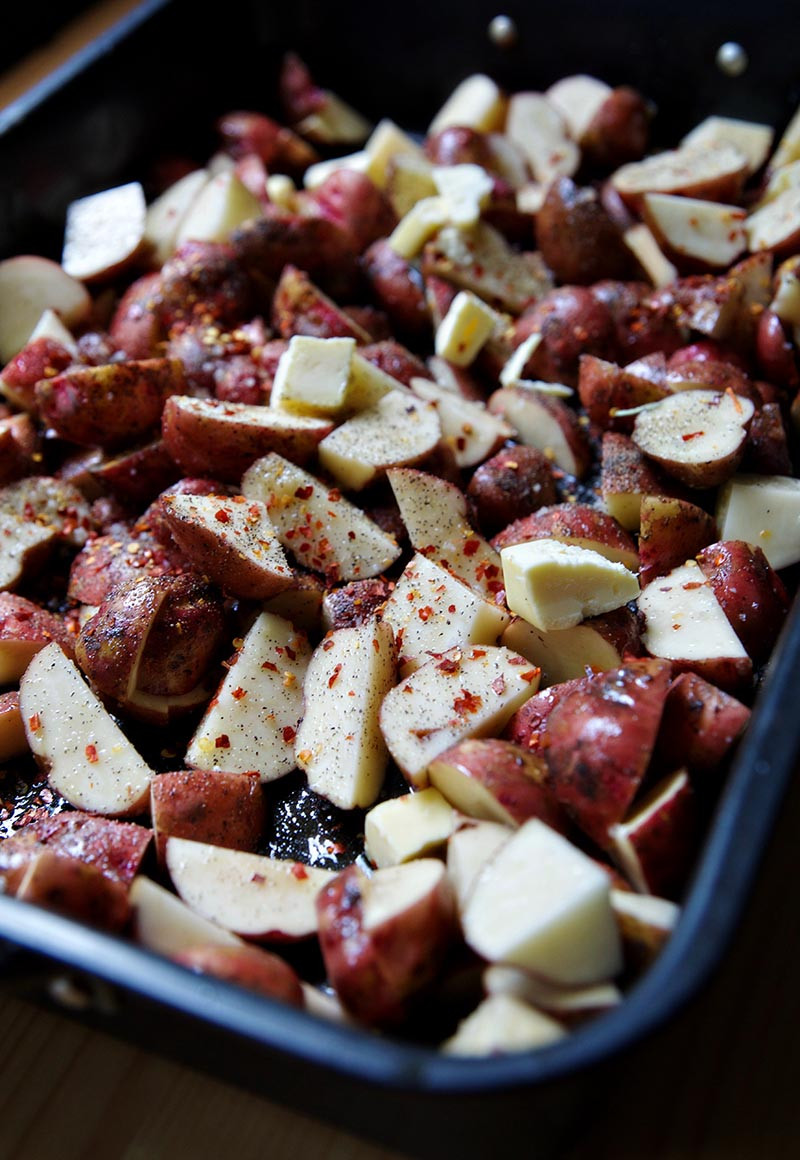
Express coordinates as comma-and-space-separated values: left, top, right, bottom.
270, 335, 355, 417
387, 195, 450, 259
433, 163, 494, 228
364, 787, 456, 868
435, 290, 498, 367
500, 538, 640, 631
364, 119, 429, 188
716, 473, 800, 570
428, 73, 505, 135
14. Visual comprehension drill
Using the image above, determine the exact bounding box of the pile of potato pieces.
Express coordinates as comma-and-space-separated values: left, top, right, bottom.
1, 51, 800, 1055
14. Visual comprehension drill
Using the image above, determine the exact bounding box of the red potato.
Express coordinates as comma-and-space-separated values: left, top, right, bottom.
581, 86, 652, 169
216, 108, 317, 172
0, 477, 94, 592
0, 335, 75, 414
230, 211, 360, 302
36, 358, 186, 450
742, 402, 793, 477
16, 850, 132, 933
503, 604, 643, 688
427, 737, 569, 831
511, 286, 616, 387
755, 310, 799, 389
631, 389, 755, 489
87, 440, 181, 509
161, 395, 333, 481
278, 51, 326, 122
108, 272, 165, 359
305, 168, 397, 253
535, 178, 634, 285
0, 592, 76, 684
637, 495, 718, 587
607, 769, 699, 899
611, 142, 749, 211
467, 445, 558, 536
173, 943, 304, 1007
654, 671, 750, 779
424, 125, 497, 169
696, 541, 789, 662
361, 239, 431, 339
612, 890, 681, 971
321, 576, 393, 631
0, 690, 27, 761
502, 676, 591, 754
157, 493, 294, 601
151, 770, 265, 863
61, 181, 147, 283
543, 658, 673, 850
491, 503, 639, 571
487, 387, 592, 478
577, 353, 670, 433
590, 279, 687, 362
271, 264, 371, 341
68, 528, 188, 606
316, 859, 458, 1027
746, 188, 800, 259
359, 339, 430, 387
641, 193, 747, 272
600, 431, 688, 531
0, 412, 42, 485
158, 240, 257, 328
0, 255, 91, 363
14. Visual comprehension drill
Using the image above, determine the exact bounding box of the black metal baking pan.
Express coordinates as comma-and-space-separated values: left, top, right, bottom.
1, 2, 800, 1157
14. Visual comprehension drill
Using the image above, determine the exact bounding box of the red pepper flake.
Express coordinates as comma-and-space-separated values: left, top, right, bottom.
682, 581, 703, 590
372, 637, 380, 652
262, 660, 278, 671
328, 663, 343, 688
463, 539, 480, 557
491, 675, 506, 695
520, 669, 539, 683
282, 725, 296, 744
454, 690, 482, 715
327, 488, 341, 502
231, 687, 247, 700
214, 734, 231, 749
471, 648, 486, 658
214, 508, 231, 523
418, 605, 433, 622
448, 604, 457, 613
437, 654, 462, 674
291, 863, 309, 880
85, 744, 99, 764
681, 431, 704, 442
285, 645, 297, 661
295, 485, 314, 499
28, 713, 41, 733
322, 637, 335, 651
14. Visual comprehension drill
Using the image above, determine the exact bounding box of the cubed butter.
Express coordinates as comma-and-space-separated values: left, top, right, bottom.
428, 74, 506, 135
435, 290, 498, 367
433, 163, 494, 228
363, 119, 429, 189
364, 787, 456, 867
270, 335, 355, 417
388, 196, 450, 259
500, 538, 640, 631
716, 473, 800, 570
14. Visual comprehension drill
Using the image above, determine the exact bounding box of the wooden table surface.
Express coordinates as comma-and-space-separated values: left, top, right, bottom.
1, 4, 799, 1157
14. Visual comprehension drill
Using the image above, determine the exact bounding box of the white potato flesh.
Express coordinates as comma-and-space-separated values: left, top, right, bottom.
388, 467, 505, 603
446, 820, 513, 910
501, 539, 640, 631
0, 255, 91, 363
432, 165, 494, 229
643, 193, 747, 266
379, 644, 540, 786
294, 619, 395, 810
243, 453, 401, 581
622, 223, 679, 288
409, 377, 512, 468
607, 770, 691, 893
20, 642, 153, 816
318, 390, 441, 490
501, 615, 627, 688
757, 160, 800, 209
144, 168, 209, 264
425, 222, 553, 314
186, 611, 310, 781
632, 389, 754, 486
28, 307, 79, 356
346, 352, 405, 411
484, 965, 622, 1017
62, 181, 147, 281
638, 561, 749, 664
770, 259, 800, 326
681, 115, 773, 175
716, 473, 800, 570
358, 858, 449, 933
270, 335, 355, 417
0, 509, 55, 591
768, 103, 800, 172
462, 818, 623, 985
295, 91, 372, 145
612, 143, 748, 201
746, 188, 800, 253
303, 151, 369, 191
165, 837, 335, 940
545, 74, 612, 141
488, 387, 585, 476
610, 889, 681, 936
175, 170, 261, 246
505, 92, 580, 186
434, 290, 498, 366
427, 74, 506, 135
382, 553, 510, 675
442, 992, 567, 1056
130, 875, 243, 956
364, 787, 456, 868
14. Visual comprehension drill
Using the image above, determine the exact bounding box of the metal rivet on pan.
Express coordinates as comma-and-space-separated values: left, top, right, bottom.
716, 42, 749, 77
488, 14, 518, 48
48, 972, 118, 1015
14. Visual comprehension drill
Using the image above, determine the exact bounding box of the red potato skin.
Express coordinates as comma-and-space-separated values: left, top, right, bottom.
0, 336, 74, 414
512, 286, 617, 387
488, 387, 593, 479
581, 87, 652, 169
424, 126, 497, 169
143, 476, 235, 546
173, 944, 304, 1007
278, 51, 326, 123
67, 528, 189, 606
151, 770, 265, 864
543, 658, 673, 850
755, 309, 799, 389
590, 280, 687, 363
16, 850, 132, 933
610, 771, 699, 899
428, 737, 570, 832
109, 273, 165, 359
316, 863, 458, 1028
638, 495, 717, 587
467, 445, 558, 536
535, 178, 634, 285
158, 240, 257, 328
742, 402, 793, 476
0, 591, 76, 656
215, 109, 317, 173
578, 353, 670, 433
0, 690, 27, 760
231, 211, 360, 303
491, 502, 638, 566
654, 672, 750, 778
271, 264, 371, 341
305, 168, 397, 254
359, 340, 430, 387
88, 440, 181, 509
361, 239, 431, 340
322, 576, 393, 630
600, 431, 688, 517
696, 541, 790, 663
0, 413, 41, 484
36, 358, 186, 450
502, 676, 590, 753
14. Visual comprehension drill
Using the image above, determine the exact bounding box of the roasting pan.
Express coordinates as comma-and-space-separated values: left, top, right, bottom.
1, 1, 800, 1156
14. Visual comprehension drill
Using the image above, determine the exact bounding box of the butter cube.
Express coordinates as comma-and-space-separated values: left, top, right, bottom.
435, 290, 498, 366
364, 787, 456, 867
364, 119, 429, 188
500, 538, 640, 631
428, 74, 506, 135
433, 163, 494, 228
388, 196, 450, 259
270, 335, 355, 417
